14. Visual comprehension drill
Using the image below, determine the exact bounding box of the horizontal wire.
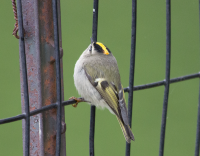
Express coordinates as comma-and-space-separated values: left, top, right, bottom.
0, 100, 76, 125
124, 72, 200, 92
30, 98, 76, 116
0, 72, 199, 125
62, 99, 78, 106
30, 103, 57, 116
0, 114, 26, 124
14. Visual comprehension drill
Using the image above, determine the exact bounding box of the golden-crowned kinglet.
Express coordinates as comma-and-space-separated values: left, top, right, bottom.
72, 41, 135, 143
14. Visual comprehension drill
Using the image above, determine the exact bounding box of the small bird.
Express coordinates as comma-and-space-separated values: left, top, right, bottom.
71, 40, 135, 143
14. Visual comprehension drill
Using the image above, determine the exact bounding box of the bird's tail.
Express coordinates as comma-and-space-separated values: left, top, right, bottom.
116, 117, 135, 143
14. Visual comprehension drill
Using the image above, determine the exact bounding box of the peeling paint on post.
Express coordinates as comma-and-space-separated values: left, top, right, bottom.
19, 0, 66, 155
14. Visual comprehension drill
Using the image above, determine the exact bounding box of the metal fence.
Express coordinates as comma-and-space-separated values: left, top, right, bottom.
0, 0, 200, 156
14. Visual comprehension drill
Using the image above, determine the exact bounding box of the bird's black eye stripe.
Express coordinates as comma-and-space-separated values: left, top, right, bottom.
94, 42, 103, 53
106, 46, 111, 53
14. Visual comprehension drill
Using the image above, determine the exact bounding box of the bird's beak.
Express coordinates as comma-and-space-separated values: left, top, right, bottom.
89, 37, 93, 52
89, 44, 92, 52
90, 37, 94, 44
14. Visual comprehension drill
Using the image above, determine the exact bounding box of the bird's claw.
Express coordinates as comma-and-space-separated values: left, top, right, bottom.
69, 97, 85, 108
72, 103, 78, 108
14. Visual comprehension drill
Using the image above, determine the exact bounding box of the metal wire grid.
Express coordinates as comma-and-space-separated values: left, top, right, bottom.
89, 1, 98, 155
0, 0, 200, 156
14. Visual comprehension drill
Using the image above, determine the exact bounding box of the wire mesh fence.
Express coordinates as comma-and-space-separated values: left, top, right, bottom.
0, 0, 200, 156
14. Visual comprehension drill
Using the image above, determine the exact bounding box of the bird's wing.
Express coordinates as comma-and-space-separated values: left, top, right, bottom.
84, 68, 120, 116
84, 65, 134, 142
84, 64, 130, 120
84, 65, 121, 117
84, 62, 128, 120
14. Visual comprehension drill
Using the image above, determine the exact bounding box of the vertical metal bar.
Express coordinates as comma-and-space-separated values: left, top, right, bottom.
195, 82, 200, 156
159, 0, 171, 156
125, 0, 137, 156
89, 106, 96, 156
92, 0, 98, 42
125, 0, 137, 155
90, 0, 98, 156
194, 1, 200, 155
57, 0, 67, 155
52, 0, 62, 156
33, 1, 44, 155
17, 0, 30, 155
18, 0, 66, 155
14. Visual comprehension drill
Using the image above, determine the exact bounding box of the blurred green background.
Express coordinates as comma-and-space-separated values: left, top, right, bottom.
0, 0, 199, 156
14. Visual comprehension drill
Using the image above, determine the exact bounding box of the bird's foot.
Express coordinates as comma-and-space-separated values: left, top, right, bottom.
69, 97, 86, 108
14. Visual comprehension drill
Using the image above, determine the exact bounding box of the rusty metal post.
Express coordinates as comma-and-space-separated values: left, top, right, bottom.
19, 0, 66, 155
